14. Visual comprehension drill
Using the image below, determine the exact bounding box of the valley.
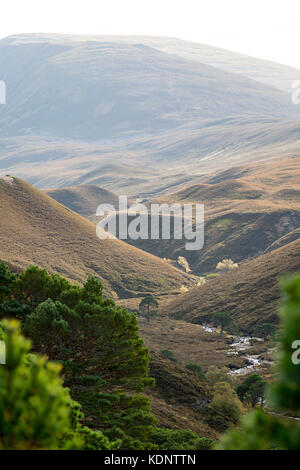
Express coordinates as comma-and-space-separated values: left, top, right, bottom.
0, 31, 299, 450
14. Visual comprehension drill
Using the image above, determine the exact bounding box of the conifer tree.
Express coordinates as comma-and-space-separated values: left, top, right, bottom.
0, 319, 112, 450
11, 263, 157, 449
139, 294, 159, 322
0, 261, 15, 302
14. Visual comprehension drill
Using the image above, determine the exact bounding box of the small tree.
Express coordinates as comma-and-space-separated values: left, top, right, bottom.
216, 259, 238, 271
179, 285, 189, 294
0, 262, 15, 302
185, 363, 206, 380
212, 312, 236, 336
206, 366, 234, 387
177, 256, 191, 273
139, 294, 159, 322
253, 323, 277, 341
236, 374, 267, 408
209, 382, 244, 426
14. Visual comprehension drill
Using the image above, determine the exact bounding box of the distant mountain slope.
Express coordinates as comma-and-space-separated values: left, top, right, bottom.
46, 184, 120, 218
162, 238, 300, 333
0, 176, 192, 297
0, 34, 299, 194
174, 179, 266, 202
6, 33, 300, 92
1, 118, 299, 195
0, 35, 296, 142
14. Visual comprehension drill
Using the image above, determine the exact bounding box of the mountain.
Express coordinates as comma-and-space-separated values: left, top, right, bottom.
162, 238, 300, 333
5, 33, 300, 92
0, 34, 295, 141
0, 176, 192, 297
0, 34, 299, 194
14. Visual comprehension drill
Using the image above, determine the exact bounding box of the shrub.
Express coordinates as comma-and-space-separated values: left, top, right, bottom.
177, 256, 191, 273
209, 382, 243, 426
160, 349, 178, 362
185, 363, 206, 380
216, 259, 238, 271
152, 428, 213, 450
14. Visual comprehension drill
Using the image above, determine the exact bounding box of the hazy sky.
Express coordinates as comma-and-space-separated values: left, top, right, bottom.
1, 0, 300, 69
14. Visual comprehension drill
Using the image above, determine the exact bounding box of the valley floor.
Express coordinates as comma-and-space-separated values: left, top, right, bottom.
136, 314, 272, 375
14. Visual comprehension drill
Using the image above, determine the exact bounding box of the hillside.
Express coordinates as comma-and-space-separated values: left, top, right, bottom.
46, 184, 120, 218
162, 238, 300, 333
148, 352, 217, 438
0, 176, 192, 297
51, 158, 300, 276
117, 156, 300, 274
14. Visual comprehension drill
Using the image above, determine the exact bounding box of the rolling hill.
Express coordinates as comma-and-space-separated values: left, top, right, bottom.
162, 238, 300, 333
0, 176, 192, 297
46, 184, 120, 218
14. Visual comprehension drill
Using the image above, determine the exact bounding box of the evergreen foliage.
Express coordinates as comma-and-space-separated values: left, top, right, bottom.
151, 427, 214, 450
253, 323, 277, 341
236, 374, 267, 408
139, 294, 159, 322
0, 319, 112, 450
185, 363, 206, 380
211, 312, 236, 336
0, 263, 157, 449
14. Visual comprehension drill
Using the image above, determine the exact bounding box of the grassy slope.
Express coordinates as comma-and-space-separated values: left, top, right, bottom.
162, 238, 300, 333
0, 176, 192, 297
46, 184, 120, 218
148, 352, 218, 439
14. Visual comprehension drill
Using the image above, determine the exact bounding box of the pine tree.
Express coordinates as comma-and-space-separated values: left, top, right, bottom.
253, 323, 277, 341
10, 264, 157, 449
139, 294, 159, 322
236, 374, 267, 408
0, 261, 15, 302
212, 312, 236, 336
0, 319, 112, 450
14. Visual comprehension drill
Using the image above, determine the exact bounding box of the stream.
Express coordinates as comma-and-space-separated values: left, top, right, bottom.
201, 324, 270, 375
